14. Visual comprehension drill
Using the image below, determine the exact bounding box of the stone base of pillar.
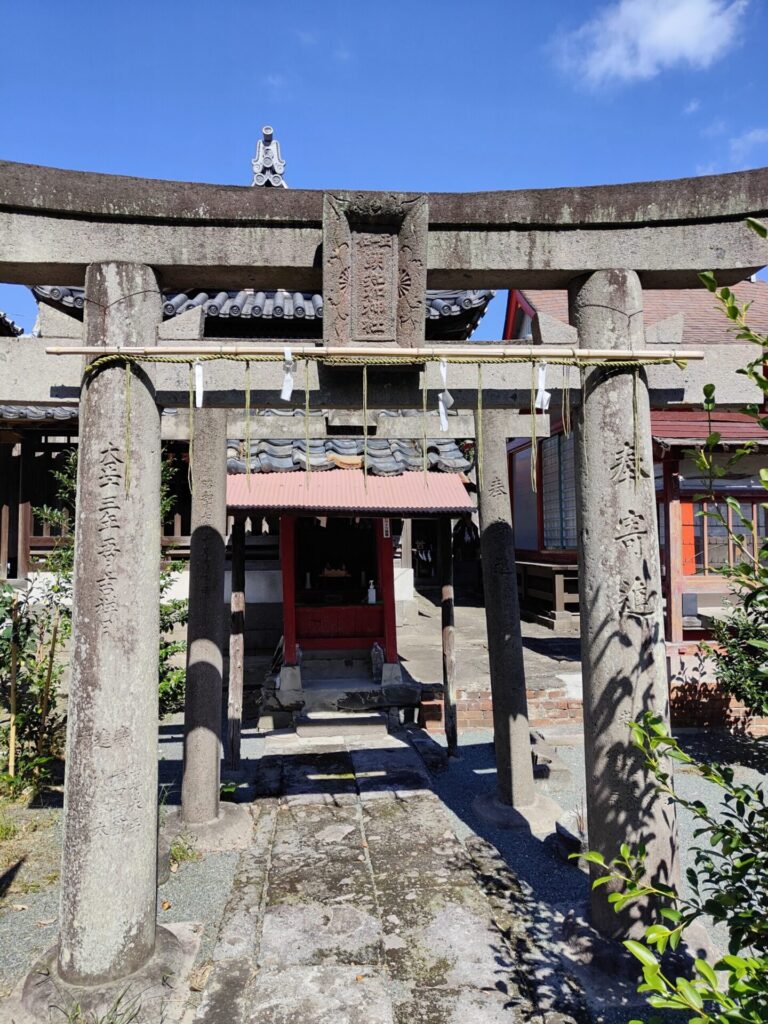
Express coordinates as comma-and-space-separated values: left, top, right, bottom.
11, 923, 200, 1024
259, 710, 295, 731
381, 662, 403, 685
164, 801, 253, 854
278, 665, 303, 692
472, 791, 563, 836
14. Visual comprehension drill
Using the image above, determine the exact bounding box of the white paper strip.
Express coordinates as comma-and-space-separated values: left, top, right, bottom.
535, 362, 551, 412
281, 347, 295, 402
438, 358, 454, 431
194, 359, 204, 409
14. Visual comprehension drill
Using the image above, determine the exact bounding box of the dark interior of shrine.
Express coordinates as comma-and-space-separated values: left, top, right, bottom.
295, 516, 378, 606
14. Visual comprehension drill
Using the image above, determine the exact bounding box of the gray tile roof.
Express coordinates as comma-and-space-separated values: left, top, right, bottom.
226, 437, 472, 476
0, 310, 23, 337
0, 404, 78, 421
32, 286, 493, 328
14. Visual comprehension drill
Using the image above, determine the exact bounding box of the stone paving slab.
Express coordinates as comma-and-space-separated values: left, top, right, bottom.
378, 883, 515, 989
391, 983, 529, 1024
246, 965, 394, 1024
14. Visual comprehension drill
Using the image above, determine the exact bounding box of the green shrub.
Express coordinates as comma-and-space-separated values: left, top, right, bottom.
580, 713, 768, 1022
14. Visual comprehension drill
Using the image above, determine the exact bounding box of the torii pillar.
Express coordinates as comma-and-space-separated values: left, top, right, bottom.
571, 269, 677, 938
473, 410, 561, 832
181, 407, 228, 825
19, 264, 198, 1020
173, 405, 251, 848
57, 263, 165, 984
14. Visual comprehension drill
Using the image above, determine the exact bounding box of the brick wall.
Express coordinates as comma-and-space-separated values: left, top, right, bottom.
418, 686, 583, 732
417, 642, 768, 737
668, 643, 768, 737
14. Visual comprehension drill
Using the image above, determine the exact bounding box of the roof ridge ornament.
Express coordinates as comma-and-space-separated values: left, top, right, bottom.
251, 125, 287, 188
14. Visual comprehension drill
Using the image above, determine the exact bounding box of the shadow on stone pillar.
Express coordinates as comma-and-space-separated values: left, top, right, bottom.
471, 409, 562, 835
165, 407, 251, 852
571, 268, 678, 939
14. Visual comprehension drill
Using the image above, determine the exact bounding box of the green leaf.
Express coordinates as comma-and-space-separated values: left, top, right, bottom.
624, 940, 659, 968
581, 851, 606, 866
699, 271, 718, 292
676, 978, 704, 1010
695, 958, 718, 989
746, 217, 768, 239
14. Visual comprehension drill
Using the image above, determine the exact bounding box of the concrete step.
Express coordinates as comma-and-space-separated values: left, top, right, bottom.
300, 657, 373, 682
294, 710, 389, 738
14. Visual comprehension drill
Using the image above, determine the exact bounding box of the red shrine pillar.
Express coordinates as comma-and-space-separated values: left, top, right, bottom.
376, 518, 397, 663
280, 515, 297, 664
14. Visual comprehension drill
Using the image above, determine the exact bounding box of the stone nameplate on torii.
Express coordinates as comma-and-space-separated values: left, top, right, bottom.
323, 191, 428, 347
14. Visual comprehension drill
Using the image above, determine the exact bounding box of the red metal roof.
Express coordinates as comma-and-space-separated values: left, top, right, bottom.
651, 411, 767, 443
227, 469, 473, 515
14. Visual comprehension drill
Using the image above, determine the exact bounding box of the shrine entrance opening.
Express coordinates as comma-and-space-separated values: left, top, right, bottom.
289, 515, 395, 661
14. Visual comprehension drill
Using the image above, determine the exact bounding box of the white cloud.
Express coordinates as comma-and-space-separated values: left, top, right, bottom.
264, 73, 287, 94
684, 98, 700, 114
557, 0, 748, 87
730, 127, 768, 166
701, 118, 727, 137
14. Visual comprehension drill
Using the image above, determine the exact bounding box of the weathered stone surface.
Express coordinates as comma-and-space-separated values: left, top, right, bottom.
278, 747, 358, 804
391, 984, 527, 1024
182, 406, 228, 825
211, 807, 273, 963
362, 799, 470, 892
2, 159, 766, 288
571, 269, 678, 938
476, 408, 536, 809
57, 262, 162, 984
379, 886, 514, 989
246, 966, 394, 1024
295, 711, 389, 737
350, 744, 433, 801
166, 801, 253, 854
260, 902, 382, 968
194, 961, 254, 1024
323, 192, 428, 347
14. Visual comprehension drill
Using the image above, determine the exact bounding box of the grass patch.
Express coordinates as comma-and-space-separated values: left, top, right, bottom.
55, 988, 142, 1023
0, 815, 18, 842
169, 833, 200, 867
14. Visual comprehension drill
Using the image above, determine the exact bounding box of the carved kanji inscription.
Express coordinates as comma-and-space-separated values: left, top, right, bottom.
610, 441, 647, 483
619, 575, 657, 620
323, 192, 428, 347
615, 509, 648, 556
352, 233, 397, 340
95, 444, 123, 627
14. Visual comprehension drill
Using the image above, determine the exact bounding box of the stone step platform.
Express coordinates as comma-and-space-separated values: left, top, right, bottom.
294, 710, 389, 738
261, 675, 422, 716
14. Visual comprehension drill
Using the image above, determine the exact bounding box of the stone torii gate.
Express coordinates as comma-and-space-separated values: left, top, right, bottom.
1, 159, 767, 1006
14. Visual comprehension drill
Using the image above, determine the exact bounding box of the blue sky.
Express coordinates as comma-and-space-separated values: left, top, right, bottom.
1, 0, 766, 337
